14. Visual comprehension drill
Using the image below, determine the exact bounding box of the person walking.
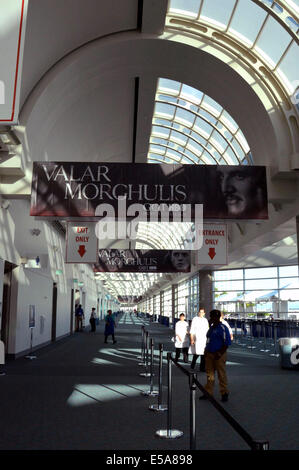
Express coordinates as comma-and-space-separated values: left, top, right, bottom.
189, 307, 209, 371
75, 304, 84, 332
89, 308, 96, 333
199, 309, 231, 402
174, 313, 190, 363
104, 309, 117, 344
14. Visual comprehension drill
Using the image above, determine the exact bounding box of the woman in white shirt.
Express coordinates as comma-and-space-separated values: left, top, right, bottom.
174, 313, 190, 363
189, 308, 209, 371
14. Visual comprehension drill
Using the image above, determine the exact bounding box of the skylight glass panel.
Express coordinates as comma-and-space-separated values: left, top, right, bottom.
175, 107, 195, 126
211, 131, 229, 151
185, 148, 200, 162
272, 2, 283, 14
224, 146, 240, 164
155, 102, 175, 119
151, 137, 168, 145
150, 144, 165, 154
169, 0, 202, 18
153, 118, 172, 126
158, 78, 181, 95
201, 94, 223, 116
178, 99, 187, 107
285, 16, 299, 32
221, 110, 239, 132
181, 84, 203, 104
148, 79, 251, 167
166, 148, 182, 160
170, 130, 188, 145
235, 129, 250, 152
148, 153, 163, 161
158, 94, 178, 104
152, 126, 170, 138
201, 150, 215, 164
276, 41, 299, 93
210, 148, 222, 162
187, 140, 203, 155
231, 138, 245, 159
200, 0, 236, 28
191, 130, 207, 146
229, 0, 267, 46
198, 108, 217, 125
286, 0, 299, 11
194, 116, 213, 136
190, 104, 199, 113
222, 128, 232, 140
254, 15, 292, 67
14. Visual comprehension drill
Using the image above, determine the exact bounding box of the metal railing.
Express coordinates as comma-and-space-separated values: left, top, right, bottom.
137, 325, 269, 451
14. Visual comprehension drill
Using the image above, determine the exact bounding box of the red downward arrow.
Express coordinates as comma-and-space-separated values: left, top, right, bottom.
78, 245, 86, 258
208, 247, 216, 260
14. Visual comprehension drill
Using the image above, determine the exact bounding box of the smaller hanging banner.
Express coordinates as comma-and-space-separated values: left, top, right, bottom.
94, 249, 191, 273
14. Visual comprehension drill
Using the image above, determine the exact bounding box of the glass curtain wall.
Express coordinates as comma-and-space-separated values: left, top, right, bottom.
177, 280, 188, 317
213, 265, 299, 319
188, 274, 200, 320
154, 293, 161, 318
163, 287, 172, 318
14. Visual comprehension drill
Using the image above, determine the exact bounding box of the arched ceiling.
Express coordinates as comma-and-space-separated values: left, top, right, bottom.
147, 77, 252, 165
1, 0, 298, 299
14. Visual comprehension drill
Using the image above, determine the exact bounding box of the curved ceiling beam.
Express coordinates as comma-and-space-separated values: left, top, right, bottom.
19, 32, 279, 169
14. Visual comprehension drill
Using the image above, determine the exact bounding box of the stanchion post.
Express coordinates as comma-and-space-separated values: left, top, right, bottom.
248, 321, 256, 350
270, 323, 280, 357
142, 338, 158, 396
156, 353, 183, 439
234, 319, 237, 342
260, 321, 269, 352
0, 340, 5, 376
149, 343, 167, 412
239, 320, 246, 346
189, 373, 197, 450
137, 326, 145, 360
140, 332, 151, 377
138, 327, 146, 365
25, 328, 37, 360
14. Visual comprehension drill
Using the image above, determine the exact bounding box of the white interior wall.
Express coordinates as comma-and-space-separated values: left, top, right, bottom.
0, 198, 101, 356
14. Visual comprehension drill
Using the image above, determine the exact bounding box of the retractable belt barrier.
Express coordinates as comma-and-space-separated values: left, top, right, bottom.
229, 319, 298, 357
137, 326, 146, 364
139, 331, 151, 377
142, 338, 158, 397
149, 343, 168, 412
155, 351, 269, 451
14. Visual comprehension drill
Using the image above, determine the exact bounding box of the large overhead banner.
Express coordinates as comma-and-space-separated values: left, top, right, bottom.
94, 249, 191, 273
30, 162, 268, 220
0, 0, 28, 124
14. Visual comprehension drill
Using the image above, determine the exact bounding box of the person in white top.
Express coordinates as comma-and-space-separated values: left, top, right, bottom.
221, 312, 234, 340
189, 307, 209, 371
174, 313, 190, 363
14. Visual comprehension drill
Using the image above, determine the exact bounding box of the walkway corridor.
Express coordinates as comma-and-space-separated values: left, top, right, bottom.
0, 313, 298, 450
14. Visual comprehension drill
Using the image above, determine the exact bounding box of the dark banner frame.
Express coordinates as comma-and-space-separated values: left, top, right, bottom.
30, 161, 268, 220
95, 249, 191, 273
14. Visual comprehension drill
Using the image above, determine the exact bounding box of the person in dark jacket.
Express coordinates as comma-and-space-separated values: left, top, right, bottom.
199, 309, 231, 402
89, 308, 96, 333
104, 310, 116, 344
75, 304, 84, 332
